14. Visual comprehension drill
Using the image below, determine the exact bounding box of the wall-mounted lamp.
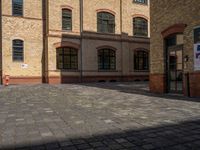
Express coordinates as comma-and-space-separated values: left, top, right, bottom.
184, 55, 189, 62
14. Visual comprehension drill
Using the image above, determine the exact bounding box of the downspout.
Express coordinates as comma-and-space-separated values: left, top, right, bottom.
80, 0, 83, 82
120, 0, 123, 81
0, 0, 2, 84
42, 0, 49, 83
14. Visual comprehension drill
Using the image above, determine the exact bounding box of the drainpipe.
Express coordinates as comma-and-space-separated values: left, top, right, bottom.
120, 0, 123, 81
80, 0, 83, 82
0, 0, 2, 84
42, 0, 49, 83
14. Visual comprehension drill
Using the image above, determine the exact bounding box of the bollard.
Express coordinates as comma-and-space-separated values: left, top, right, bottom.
5, 75, 10, 86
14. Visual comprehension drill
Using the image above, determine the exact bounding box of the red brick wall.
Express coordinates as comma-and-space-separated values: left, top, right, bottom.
2, 76, 42, 85
1, 75, 149, 85
150, 74, 166, 94
189, 72, 200, 97
48, 75, 149, 84
48, 76, 80, 84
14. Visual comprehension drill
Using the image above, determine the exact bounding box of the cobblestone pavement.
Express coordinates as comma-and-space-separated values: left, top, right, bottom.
0, 82, 200, 150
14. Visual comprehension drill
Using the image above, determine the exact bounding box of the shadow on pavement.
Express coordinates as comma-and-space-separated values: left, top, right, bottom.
74, 82, 200, 103
1, 119, 200, 150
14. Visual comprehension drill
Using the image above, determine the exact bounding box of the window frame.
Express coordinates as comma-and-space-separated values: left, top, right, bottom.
98, 49, 116, 71
56, 47, 78, 70
133, 17, 148, 37
12, 39, 24, 62
62, 9, 72, 31
12, 0, 23, 17
97, 12, 115, 34
134, 50, 149, 71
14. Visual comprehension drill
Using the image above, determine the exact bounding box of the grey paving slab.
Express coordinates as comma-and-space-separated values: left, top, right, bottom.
0, 82, 200, 150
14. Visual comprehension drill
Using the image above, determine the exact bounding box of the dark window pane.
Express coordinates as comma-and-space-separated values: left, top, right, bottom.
13, 0, 23, 16
194, 27, 200, 44
166, 35, 176, 47
133, 17, 148, 37
98, 49, 116, 70
56, 47, 78, 70
133, 0, 148, 4
97, 12, 115, 33
134, 50, 149, 71
13, 39, 24, 61
62, 9, 72, 30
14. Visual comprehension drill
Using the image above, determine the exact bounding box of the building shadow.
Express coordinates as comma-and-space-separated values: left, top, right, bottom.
73, 82, 200, 103
1, 119, 200, 150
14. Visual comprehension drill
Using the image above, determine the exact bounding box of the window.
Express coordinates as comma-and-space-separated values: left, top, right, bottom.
12, 0, 23, 16
166, 35, 177, 47
134, 50, 149, 71
62, 9, 72, 31
133, 0, 148, 5
133, 17, 148, 37
98, 49, 116, 70
57, 47, 78, 70
13, 39, 24, 62
194, 27, 200, 44
97, 12, 115, 33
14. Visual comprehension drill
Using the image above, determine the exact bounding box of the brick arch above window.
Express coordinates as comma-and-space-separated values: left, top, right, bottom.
53, 41, 80, 50
133, 48, 149, 52
60, 5, 73, 10
132, 14, 149, 21
11, 37, 24, 42
161, 23, 187, 38
96, 45, 117, 51
96, 9, 116, 16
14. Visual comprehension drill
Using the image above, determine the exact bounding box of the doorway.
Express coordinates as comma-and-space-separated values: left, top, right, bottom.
167, 45, 183, 94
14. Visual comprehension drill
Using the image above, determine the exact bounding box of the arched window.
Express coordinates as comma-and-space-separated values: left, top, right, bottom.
134, 50, 149, 71
12, 0, 23, 16
56, 47, 78, 70
98, 49, 116, 70
13, 39, 24, 61
97, 12, 115, 33
133, 17, 148, 37
62, 9, 72, 30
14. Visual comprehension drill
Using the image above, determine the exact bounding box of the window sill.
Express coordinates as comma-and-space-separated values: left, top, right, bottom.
96, 32, 116, 35
55, 69, 79, 72
13, 61, 24, 63
133, 35, 149, 38
12, 15, 24, 18
133, 70, 149, 72
62, 30, 72, 32
98, 70, 118, 72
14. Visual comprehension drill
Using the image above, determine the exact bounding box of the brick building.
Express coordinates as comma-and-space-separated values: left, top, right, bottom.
0, 0, 150, 84
150, 0, 200, 97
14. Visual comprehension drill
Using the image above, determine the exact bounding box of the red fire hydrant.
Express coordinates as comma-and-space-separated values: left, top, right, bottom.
5, 75, 10, 86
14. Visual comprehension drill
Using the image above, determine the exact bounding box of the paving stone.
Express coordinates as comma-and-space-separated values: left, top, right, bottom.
89, 142, 105, 148
0, 83, 199, 149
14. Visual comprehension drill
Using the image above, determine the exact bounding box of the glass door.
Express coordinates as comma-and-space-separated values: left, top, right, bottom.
168, 47, 183, 94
